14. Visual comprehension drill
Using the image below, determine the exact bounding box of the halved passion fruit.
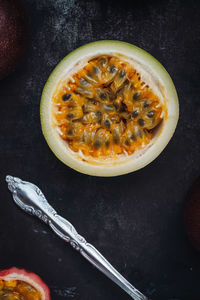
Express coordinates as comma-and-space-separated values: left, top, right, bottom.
0, 267, 51, 300
40, 41, 179, 176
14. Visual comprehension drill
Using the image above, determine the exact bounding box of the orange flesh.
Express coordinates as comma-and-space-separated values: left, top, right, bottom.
0, 280, 42, 300
52, 55, 165, 158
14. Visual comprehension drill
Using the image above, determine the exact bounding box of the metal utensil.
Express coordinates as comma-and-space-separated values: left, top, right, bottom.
6, 175, 148, 300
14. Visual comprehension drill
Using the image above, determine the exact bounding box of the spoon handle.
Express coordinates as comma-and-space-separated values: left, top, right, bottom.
6, 175, 148, 300
49, 215, 147, 300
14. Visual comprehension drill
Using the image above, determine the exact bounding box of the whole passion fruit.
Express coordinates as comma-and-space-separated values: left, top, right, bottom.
40, 41, 179, 176
0, 267, 51, 300
184, 178, 200, 251
0, 0, 28, 79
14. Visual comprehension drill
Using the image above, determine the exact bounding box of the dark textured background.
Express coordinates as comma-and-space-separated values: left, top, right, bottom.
0, 0, 200, 299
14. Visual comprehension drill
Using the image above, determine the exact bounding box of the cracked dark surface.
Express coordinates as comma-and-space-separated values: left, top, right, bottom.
0, 0, 200, 299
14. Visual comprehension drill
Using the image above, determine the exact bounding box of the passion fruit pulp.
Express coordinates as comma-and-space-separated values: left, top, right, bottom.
41, 41, 179, 176
0, 268, 51, 300
52, 54, 165, 158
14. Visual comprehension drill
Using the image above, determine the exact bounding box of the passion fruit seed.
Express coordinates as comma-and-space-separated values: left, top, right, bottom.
67, 129, 73, 136
109, 65, 117, 73
108, 91, 115, 102
94, 140, 101, 149
113, 134, 120, 144
95, 111, 102, 119
52, 54, 163, 158
62, 93, 71, 101
132, 110, 139, 118
119, 69, 126, 78
105, 140, 110, 148
133, 91, 141, 100
147, 110, 155, 118
100, 92, 107, 100
99, 57, 107, 66
138, 118, 145, 127
93, 67, 99, 74
136, 128, 143, 138
67, 113, 74, 119
125, 139, 130, 146
80, 78, 88, 86
104, 119, 111, 129
90, 99, 96, 105
144, 100, 151, 108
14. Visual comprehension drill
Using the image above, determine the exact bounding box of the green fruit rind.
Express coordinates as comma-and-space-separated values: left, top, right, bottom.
40, 40, 179, 177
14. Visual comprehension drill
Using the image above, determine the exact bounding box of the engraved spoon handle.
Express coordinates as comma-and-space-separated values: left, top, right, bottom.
6, 176, 148, 300
50, 215, 147, 300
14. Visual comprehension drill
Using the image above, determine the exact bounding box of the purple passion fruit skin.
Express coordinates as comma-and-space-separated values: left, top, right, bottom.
184, 177, 200, 251
0, 0, 28, 79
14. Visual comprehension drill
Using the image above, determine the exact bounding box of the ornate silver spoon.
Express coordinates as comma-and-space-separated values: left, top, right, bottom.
6, 175, 148, 300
